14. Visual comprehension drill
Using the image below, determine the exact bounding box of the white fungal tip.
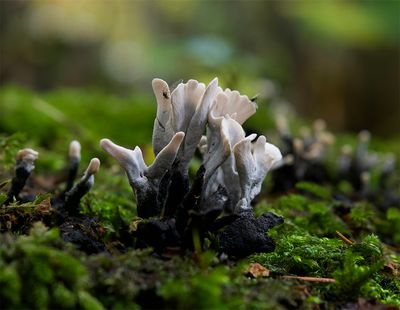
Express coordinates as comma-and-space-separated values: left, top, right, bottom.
168, 131, 185, 151
152, 78, 167, 87
152, 78, 169, 94
100, 138, 114, 152
313, 119, 327, 132
86, 158, 100, 176
276, 114, 289, 135
307, 143, 324, 160
69, 140, 81, 158
100, 138, 109, 148
284, 154, 295, 165
210, 77, 218, 85
361, 171, 370, 184
100, 139, 122, 162
359, 130, 371, 143
317, 132, 335, 145
16, 148, 39, 161
265, 142, 283, 163
341, 144, 353, 155
293, 138, 304, 153
152, 77, 165, 85
175, 131, 185, 140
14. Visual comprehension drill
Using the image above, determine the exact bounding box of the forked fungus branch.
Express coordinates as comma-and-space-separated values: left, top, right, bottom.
101, 78, 283, 256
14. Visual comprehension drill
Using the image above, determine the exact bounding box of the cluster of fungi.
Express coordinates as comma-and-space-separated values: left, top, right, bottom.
2, 78, 398, 258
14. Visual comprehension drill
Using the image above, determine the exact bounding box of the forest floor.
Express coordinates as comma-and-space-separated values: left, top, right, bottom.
0, 86, 399, 309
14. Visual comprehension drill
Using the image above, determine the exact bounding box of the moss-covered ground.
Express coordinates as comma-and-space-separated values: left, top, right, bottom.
0, 85, 399, 309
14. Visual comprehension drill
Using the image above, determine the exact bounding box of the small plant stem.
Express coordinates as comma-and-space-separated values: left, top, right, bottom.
281, 276, 336, 283
336, 231, 354, 245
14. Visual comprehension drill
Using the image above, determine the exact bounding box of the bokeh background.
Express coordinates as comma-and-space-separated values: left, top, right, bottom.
0, 0, 399, 150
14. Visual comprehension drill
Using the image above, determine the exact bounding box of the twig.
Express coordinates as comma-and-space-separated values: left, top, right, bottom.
281, 276, 336, 283
336, 231, 354, 245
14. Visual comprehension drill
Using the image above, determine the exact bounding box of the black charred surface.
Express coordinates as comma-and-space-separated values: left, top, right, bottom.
210, 213, 240, 232
218, 211, 284, 258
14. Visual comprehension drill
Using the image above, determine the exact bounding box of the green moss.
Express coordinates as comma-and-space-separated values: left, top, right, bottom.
295, 181, 332, 200
78, 291, 105, 310
52, 283, 77, 308
160, 266, 229, 310
0, 85, 155, 159
385, 208, 400, 244
332, 255, 381, 301
259, 193, 348, 236
251, 226, 346, 276
0, 265, 21, 306
251, 231, 396, 306
361, 276, 400, 307
0, 223, 103, 309
0, 133, 26, 170
331, 235, 384, 300
349, 202, 375, 229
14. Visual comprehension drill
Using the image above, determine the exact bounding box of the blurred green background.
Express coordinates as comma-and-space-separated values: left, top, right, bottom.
0, 0, 399, 152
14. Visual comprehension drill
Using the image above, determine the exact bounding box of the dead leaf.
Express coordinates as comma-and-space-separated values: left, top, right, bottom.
37, 198, 51, 214
243, 263, 270, 278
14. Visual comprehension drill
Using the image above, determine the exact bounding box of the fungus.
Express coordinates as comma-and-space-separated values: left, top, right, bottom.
64, 158, 100, 215
100, 132, 184, 218
271, 116, 336, 192
101, 78, 283, 257
52, 143, 104, 253
1, 142, 104, 253
50, 141, 101, 216
4, 148, 38, 205
271, 117, 399, 212
65, 140, 81, 193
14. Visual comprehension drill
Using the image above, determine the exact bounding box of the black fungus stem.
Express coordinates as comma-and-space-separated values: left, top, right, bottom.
162, 162, 190, 218
64, 177, 93, 216
4, 166, 31, 205
65, 156, 80, 193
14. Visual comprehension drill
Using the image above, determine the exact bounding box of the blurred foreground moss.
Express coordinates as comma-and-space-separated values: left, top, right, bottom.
0, 223, 103, 310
